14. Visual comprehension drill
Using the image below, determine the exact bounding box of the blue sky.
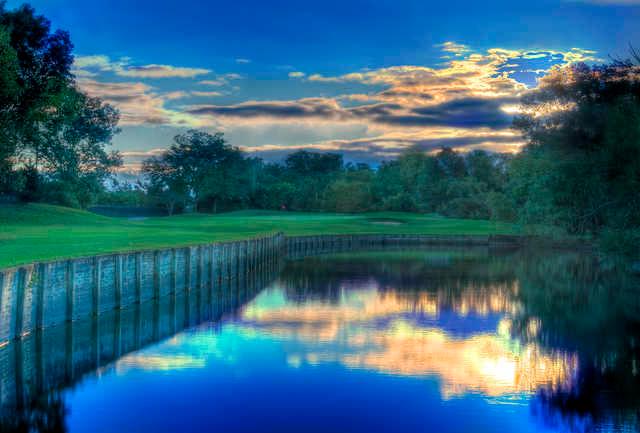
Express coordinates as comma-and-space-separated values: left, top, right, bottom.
9, 0, 640, 169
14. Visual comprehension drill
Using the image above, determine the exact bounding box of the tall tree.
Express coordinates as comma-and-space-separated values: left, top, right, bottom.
0, 2, 121, 205
0, 24, 19, 192
513, 60, 640, 235
36, 88, 121, 207
142, 130, 247, 213
283, 151, 343, 210
0, 2, 74, 164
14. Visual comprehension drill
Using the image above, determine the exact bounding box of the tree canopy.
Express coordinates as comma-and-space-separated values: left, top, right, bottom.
0, 1, 121, 207
512, 61, 640, 240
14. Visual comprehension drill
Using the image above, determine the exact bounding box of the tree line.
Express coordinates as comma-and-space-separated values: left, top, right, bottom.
105, 54, 640, 256
136, 133, 512, 219
1, 3, 639, 255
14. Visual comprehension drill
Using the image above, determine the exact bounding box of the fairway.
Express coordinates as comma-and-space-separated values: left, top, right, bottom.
0, 204, 518, 268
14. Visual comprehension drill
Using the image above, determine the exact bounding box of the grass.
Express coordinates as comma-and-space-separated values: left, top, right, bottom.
0, 203, 518, 268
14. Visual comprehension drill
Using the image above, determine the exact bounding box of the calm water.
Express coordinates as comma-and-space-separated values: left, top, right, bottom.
2, 247, 640, 433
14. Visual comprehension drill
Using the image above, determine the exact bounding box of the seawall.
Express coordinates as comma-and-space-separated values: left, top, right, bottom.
0, 233, 521, 347
0, 233, 285, 345
0, 260, 281, 420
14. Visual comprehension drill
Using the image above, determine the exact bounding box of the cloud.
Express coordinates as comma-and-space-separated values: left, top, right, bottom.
164, 91, 189, 100
187, 98, 344, 119
117, 64, 211, 78
240, 128, 525, 163
74, 55, 211, 79
74, 54, 113, 69
198, 79, 227, 86
120, 148, 168, 158
190, 91, 223, 97
78, 79, 170, 125
378, 97, 518, 129
81, 42, 600, 167
77, 79, 209, 127
197, 73, 243, 87
438, 41, 471, 56
186, 95, 517, 130
236, 58, 251, 64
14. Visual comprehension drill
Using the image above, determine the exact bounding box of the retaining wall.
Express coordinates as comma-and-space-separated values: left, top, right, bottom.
0, 233, 520, 347
0, 260, 280, 415
0, 233, 285, 345
284, 233, 521, 259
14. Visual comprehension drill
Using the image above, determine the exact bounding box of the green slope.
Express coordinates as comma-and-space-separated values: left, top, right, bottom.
0, 203, 518, 268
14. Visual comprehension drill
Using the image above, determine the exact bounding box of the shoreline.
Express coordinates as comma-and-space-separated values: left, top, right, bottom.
0, 232, 597, 348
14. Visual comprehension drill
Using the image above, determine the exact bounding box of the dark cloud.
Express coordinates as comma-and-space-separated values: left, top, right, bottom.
347, 103, 402, 116
377, 89, 434, 100
375, 97, 519, 129
187, 99, 343, 119
246, 133, 521, 165
187, 96, 518, 130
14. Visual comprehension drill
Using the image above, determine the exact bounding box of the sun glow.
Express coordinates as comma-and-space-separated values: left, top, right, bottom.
239, 287, 577, 399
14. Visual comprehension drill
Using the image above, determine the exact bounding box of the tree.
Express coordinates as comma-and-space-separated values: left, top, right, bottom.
283, 151, 343, 210
0, 2, 74, 164
142, 130, 248, 213
251, 161, 296, 210
0, 2, 121, 206
324, 165, 374, 212
0, 24, 19, 192
513, 60, 640, 235
142, 155, 189, 215
35, 88, 121, 207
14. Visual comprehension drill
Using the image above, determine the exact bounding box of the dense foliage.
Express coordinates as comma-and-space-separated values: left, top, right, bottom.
0, 2, 120, 207
138, 131, 512, 217
510, 60, 640, 253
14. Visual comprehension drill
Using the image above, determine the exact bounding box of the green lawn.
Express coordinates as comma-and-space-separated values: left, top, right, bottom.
0, 203, 518, 268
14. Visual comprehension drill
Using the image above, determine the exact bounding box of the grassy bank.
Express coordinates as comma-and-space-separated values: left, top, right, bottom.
0, 203, 518, 268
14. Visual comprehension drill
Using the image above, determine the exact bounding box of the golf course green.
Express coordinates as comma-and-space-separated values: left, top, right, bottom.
0, 203, 518, 268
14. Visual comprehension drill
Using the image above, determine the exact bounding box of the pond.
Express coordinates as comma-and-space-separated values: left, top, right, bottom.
1, 247, 639, 433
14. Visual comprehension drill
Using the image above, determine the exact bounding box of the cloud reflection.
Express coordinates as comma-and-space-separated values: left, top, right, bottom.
239, 287, 577, 399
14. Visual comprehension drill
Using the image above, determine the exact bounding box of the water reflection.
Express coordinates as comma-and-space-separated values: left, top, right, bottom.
237, 250, 640, 431
0, 261, 280, 432
1, 247, 639, 433
239, 273, 576, 399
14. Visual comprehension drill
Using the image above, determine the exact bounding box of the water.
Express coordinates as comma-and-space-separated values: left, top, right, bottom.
2, 247, 639, 433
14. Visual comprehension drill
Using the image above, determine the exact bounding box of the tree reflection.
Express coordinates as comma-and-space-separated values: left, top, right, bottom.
0, 392, 68, 433
501, 252, 640, 432
274, 248, 640, 431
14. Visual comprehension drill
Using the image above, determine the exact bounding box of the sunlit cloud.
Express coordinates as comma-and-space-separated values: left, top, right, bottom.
198, 79, 227, 86
164, 91, 190, 100
77, 42, 599, 167
241, 128, 525, 162
74, 55, 211, 79
77, 79, 211, 127
190, 91, 224, 97
438, 41, 472, 56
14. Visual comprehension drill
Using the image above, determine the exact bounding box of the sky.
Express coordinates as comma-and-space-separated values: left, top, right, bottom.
8, 0, 640, 170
